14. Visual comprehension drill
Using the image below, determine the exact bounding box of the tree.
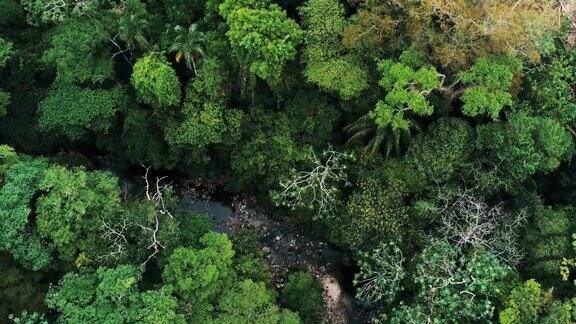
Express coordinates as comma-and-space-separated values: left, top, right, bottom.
525, 204, 576, 288
221, 1, 303, 84
231, 110, 308, 190
0, 145, 18, 176
342, 1, 405, 57
36, 166, 122, 263
476, 111, 574, 191
117, 12, 150, 53
272, 148, 352, 220
458, 57, 521, 119
285, 90, 340, 148
391, 241, 512, 323
217, 279, 301, 324
38, 85, 124, 140
98, 167, 182, 266
230, 229, 271, 284
1, 255, 47, 322
21, 0, 101, 25
0, 37, 12, 68
0, 158, 53, 271
131, 52, 181, 109
372, 50, 441, 133
525, 26, 576, 126
405, 118, 473, 183
404, 0, 560, 70
499, 279, 557, 324
299, 0, 368, 99
170, 23, 205, 75
0, 37, 12, 116
165, 80, 244, 149
346, 48, 442, 157
164, 56, 242, 149
343, 175, 408, 249
0, 0, 23, 27
45, 265, 185, 323
354, 241, 405, 305
281, 272, 323, 320
162, 232, 235, 321
119, 104, 177, 169
435, 190, 527, 266
42, 18, 114, 84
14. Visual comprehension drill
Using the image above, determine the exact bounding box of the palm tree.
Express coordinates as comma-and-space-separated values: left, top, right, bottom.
344, 114, 415, 158
170, 23, 205, 76
118, 14, 150, 51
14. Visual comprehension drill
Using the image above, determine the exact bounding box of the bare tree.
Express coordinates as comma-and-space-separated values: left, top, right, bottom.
438, 190, 527, 266
100, 165, 174, 266
136, 165, 174, 266
100, 218, 129, 261
272, 148, 353, 220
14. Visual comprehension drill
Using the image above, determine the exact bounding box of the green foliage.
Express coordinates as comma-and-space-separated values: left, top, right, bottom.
281, 271, 323, 319
459, 57, 521, 119
131, 52, 181, 109
38, 85, 124, 140
304, 58, 370, 101
43, 18, 113, 84
218, 279, 301, 324
0, 91, 10, 117
45, 265, 185, 323
114, 196, 182, 266
0, 158, 53, 270
526, 33, 576, 125
9, 311, 48, 324
0, 38, 13, 117
405, 118, 473, 183
343, 174, 408, 249
119, 104, 176, 169
0, 0, 23, 27
222, 1, 303, 83
231, 110, 308, 189
299, 0, 368, 99
117, 0, 150, 51
392, 242, 512, 323
21, 0, 101, 25
0, 144, 18, 176
0, 37, 12, 68
499, 279, 553, 324
285, 91, 340, 148
166, 78, 243, 149
162, 232, 235, 321
162, 0, 204, 26
178, 212, 214, 249
36, 166, 121, 262
3, 0, 576, 321
525, 205, 575, 287
372, 53, 440, 133
1, 254, 47, 321
170, 23, 205, 73
354, 241, 405, 305
477, 111, 574, 190
231, 229, 271, 283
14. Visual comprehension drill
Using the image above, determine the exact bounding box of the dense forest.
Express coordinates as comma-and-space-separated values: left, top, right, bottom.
1, 0, 576, 323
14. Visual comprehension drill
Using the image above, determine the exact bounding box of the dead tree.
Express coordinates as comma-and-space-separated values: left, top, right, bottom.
273, 148, 353, 220
100, 165, 174, 266
438, 190, 527, 266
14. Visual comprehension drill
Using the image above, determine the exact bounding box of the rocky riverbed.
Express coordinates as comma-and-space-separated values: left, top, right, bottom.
178, 187, 365, 323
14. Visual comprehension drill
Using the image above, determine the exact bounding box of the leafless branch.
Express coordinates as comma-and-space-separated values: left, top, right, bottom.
438, 190, 527, 266
274, 148, 352, 220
